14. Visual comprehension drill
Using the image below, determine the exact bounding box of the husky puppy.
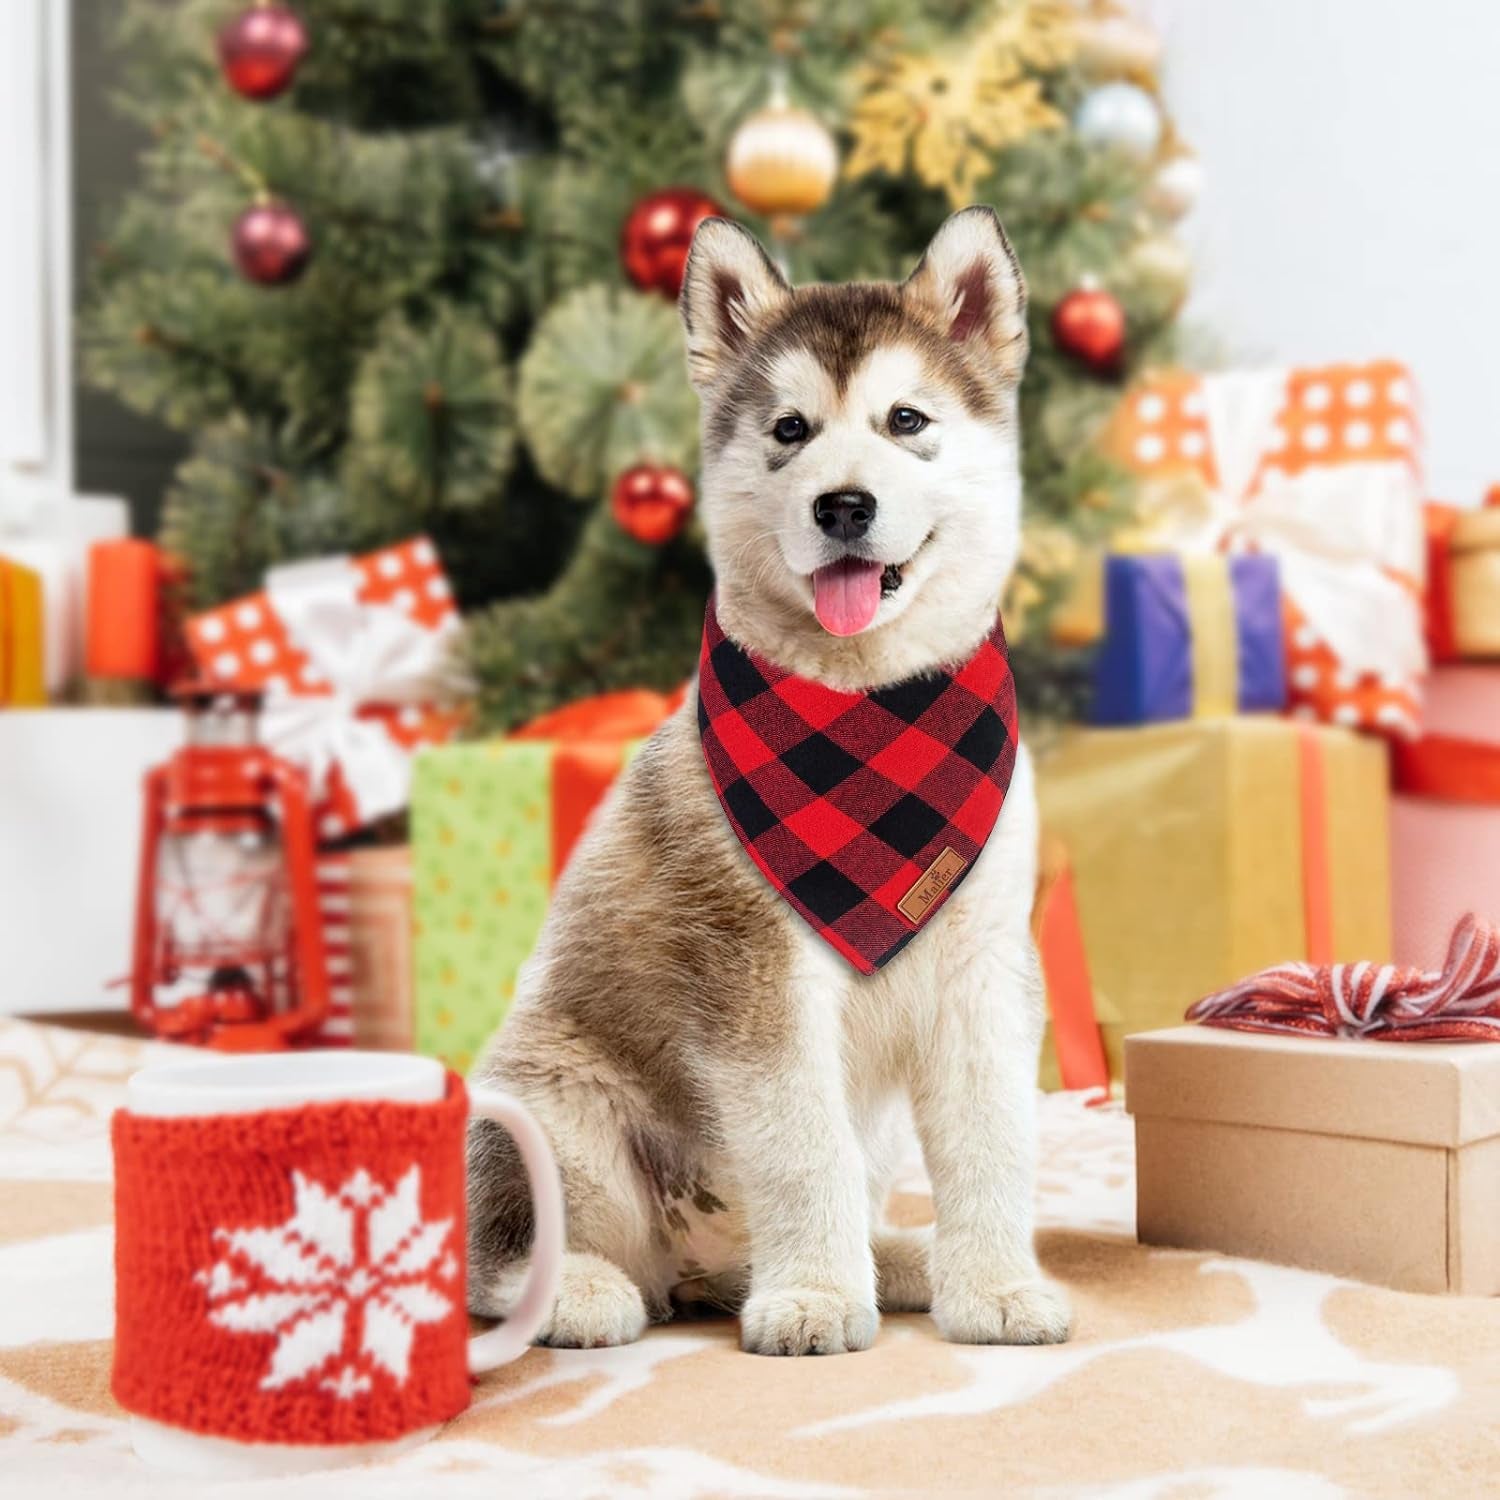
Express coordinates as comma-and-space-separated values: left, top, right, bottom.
467, 208, 1071, 1355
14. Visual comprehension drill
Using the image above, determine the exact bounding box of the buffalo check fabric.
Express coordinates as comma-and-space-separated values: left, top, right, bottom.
698, 599, 1018, 973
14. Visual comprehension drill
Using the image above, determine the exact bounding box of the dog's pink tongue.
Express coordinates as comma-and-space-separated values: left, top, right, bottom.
812, 559, 884, 636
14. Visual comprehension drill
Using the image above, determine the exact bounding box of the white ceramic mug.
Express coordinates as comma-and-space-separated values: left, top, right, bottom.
116, 1051, 563, 1476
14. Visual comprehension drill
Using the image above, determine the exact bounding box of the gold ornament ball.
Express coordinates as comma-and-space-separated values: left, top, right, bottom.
726, 102, 838, 217
1130, 234, 1193, 308
1078, 14, 1163, 78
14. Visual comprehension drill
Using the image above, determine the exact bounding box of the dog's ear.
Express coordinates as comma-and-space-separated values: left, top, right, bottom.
904, 207, 1028, 381
678, 217, 790, 390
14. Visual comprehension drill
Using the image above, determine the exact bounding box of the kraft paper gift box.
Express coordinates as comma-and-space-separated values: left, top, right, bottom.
1127, 1025, 1500, 1294
1035, 718, 1391, 1079
411, 690, 681, 1072
1109, 362, 1426, 736
1391, 665, 1500, 969
1092, 552, 1285, 725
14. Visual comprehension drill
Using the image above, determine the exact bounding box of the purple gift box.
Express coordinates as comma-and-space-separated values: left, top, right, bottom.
1093, 553, 1286, 725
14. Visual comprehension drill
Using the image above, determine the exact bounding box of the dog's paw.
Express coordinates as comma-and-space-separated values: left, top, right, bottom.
539, 1252, 649, 1349
740, 1286, 879, 1356
933, 1277, 1072, 1346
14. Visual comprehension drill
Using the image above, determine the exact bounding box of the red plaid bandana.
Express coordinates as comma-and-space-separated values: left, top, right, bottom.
698, 598, 1018, 973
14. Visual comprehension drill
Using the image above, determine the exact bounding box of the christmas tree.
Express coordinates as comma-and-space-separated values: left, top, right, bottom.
83, 0, 1195, 730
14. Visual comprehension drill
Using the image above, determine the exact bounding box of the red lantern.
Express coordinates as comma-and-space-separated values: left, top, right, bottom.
130, 687, 330, 1051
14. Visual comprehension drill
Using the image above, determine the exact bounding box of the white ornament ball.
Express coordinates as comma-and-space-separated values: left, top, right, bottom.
1148, 155, 1203, 219
1075, 81, 1162, 161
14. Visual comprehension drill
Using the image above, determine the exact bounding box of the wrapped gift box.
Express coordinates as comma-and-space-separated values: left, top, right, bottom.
186, 538, 464, 839
1427, 496, 1500, 662
1109, 363, 1426, 736
308, 847, 414, 1049
411, 690, 680, 1071
1127, 1025, 1500, 1294
1391, 665, 1500, 968
1093, 552, 1284, 725
0, 556, 46, 705
1036, 718, 1391, 1078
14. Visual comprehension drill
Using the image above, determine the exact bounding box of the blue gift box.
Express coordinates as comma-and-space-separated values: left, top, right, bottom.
1092, 553, 1286, 725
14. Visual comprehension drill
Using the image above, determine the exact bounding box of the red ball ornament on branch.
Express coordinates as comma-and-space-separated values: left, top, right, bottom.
217, 4, 309, 101
1051, 283, 1127, 374
620, 188, 725, 300
232, 200, 312, 286
611, 465, 695, 546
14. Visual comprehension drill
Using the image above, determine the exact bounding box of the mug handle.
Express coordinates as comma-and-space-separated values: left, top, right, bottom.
465, 1086, 566, 1374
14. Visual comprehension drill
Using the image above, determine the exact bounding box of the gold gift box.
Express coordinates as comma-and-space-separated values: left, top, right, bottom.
1036, 718, 1391, 1079
1451, 506, 1500, 659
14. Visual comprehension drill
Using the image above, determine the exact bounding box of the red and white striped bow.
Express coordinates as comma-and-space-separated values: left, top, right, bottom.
1187, 914, 1500, 1041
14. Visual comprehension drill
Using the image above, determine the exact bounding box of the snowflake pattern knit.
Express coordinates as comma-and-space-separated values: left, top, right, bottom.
111, 1074, 471, 1444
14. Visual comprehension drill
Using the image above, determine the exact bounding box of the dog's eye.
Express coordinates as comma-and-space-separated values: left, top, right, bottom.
889, 406, 929, 436
772, 413, 809, 445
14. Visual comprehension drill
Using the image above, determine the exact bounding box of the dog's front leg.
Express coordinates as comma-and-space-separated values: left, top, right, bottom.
708, 960, 877, 1356
911, 938, 1072, 1345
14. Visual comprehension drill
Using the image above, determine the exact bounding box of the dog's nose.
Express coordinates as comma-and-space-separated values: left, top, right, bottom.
813, 489, 877, 542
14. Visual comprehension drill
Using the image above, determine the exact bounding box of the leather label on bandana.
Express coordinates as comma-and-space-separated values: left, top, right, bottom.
897, 846, 968, 926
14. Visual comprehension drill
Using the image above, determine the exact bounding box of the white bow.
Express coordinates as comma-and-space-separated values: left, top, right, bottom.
1183, 369, 1427, 681
259, 555, 460, 826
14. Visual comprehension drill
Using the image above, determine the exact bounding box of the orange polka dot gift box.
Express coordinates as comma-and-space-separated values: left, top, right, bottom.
185, 538, 467, 840
1109, 362, 1425, 738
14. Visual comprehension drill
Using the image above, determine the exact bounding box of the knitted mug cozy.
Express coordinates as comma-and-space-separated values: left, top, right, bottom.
112, 1073, 470, 1445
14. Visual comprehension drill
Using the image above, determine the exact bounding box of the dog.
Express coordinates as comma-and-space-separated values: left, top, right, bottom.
466, 207, 1072, 1356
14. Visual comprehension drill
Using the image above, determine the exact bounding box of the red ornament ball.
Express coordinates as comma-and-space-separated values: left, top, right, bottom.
1051, 285, 1127, 373
231, 201, 312, 286
620, 188, 725, 300
611, 464, 695, 546
217, 4, 309, 100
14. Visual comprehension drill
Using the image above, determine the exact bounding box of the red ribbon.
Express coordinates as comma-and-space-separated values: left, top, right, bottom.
1425, 503, 1462, 664
1297, 726, 1335, 967
1034, 845, 1110, 1096
1393, 733, 1500, 804
1188, 913, 1500, 1041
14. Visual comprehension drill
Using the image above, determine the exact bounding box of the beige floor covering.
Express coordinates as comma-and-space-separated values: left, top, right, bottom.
3, 1016, 1499, 1498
